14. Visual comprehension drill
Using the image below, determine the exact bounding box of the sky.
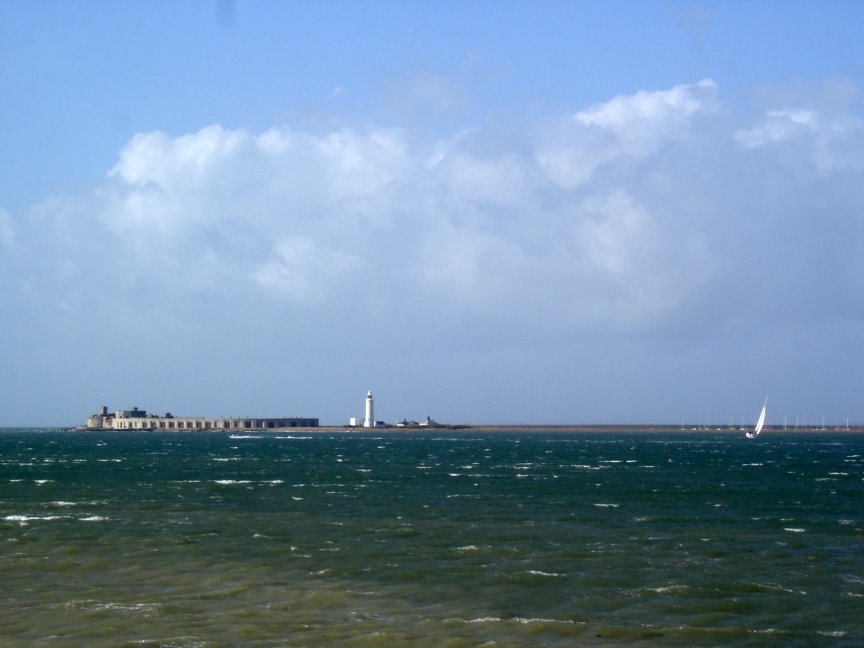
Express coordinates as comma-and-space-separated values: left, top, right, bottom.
1, 0, 863, 427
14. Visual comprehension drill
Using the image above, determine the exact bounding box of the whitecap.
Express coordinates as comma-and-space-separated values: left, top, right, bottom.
213, 479, 251, 485
79, 515, 108, 522
526, 570, 565, 577
593, 503, 619, 508
454, 545, 479, 552
513, 617, 576, 625
87, 602, 160, 616
750, 582, 807, 595
4, 514, 68, 522
647, 584, 690, 593
784, 527, 806, 533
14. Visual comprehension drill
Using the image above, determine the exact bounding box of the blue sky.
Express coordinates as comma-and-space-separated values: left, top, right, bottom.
1, 0, 863, 426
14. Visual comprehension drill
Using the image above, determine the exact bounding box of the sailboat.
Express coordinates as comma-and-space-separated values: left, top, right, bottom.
745, 397, 768, 439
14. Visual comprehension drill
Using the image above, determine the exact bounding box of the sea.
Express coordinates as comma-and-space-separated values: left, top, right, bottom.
1, 429, 862, 647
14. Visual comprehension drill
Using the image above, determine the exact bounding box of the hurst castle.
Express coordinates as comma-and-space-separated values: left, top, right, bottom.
83, 406, 318, 431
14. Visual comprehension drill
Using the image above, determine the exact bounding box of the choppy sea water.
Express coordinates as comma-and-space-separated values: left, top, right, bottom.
1, 429, 862, 647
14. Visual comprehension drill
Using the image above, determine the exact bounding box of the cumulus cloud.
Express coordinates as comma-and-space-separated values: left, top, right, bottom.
735, 108, 821, 148
735, 106, 864, 174
3, 78, 863, 361
253, 235, 364, 303
110, 125, 248, 188
3, 77, 864, 424
535, 79, 718, 188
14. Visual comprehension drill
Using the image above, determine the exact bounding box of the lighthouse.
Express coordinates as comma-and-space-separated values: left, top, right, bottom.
363, 390, 375, 428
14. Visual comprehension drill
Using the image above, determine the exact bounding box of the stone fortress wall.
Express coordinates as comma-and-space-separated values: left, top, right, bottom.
85, 406, 318, 431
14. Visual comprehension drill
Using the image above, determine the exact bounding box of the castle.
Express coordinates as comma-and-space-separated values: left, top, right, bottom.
83, 406, 318, 431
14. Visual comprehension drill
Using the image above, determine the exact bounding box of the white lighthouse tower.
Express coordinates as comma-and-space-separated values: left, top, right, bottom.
363, 390, 375, 428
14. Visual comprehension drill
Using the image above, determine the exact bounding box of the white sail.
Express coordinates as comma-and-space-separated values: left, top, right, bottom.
746, 397, 768, 438
754, 403, 766, 436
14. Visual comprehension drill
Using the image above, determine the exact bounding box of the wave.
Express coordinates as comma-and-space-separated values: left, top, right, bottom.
645, 584, 691, 594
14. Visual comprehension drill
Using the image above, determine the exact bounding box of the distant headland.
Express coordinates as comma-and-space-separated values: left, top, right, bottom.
72, 389, 863, 433
75, 405, 862, 434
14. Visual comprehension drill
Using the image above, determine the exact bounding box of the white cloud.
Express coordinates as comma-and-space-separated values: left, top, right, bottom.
438, 153, 532, 207
576, 78, 717, 134
734, 106, 864, 174
734, 108, 821, 148
535, 79, 717, 188
4, 78, 862, 348
4, 77, 864, 425
255, 126, 409, 195
110, 125, 249, 188
253, 235, 364, 303
576, 192, 651, 277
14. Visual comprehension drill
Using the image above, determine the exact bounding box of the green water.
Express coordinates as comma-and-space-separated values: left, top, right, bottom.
1, 430, 862, 646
